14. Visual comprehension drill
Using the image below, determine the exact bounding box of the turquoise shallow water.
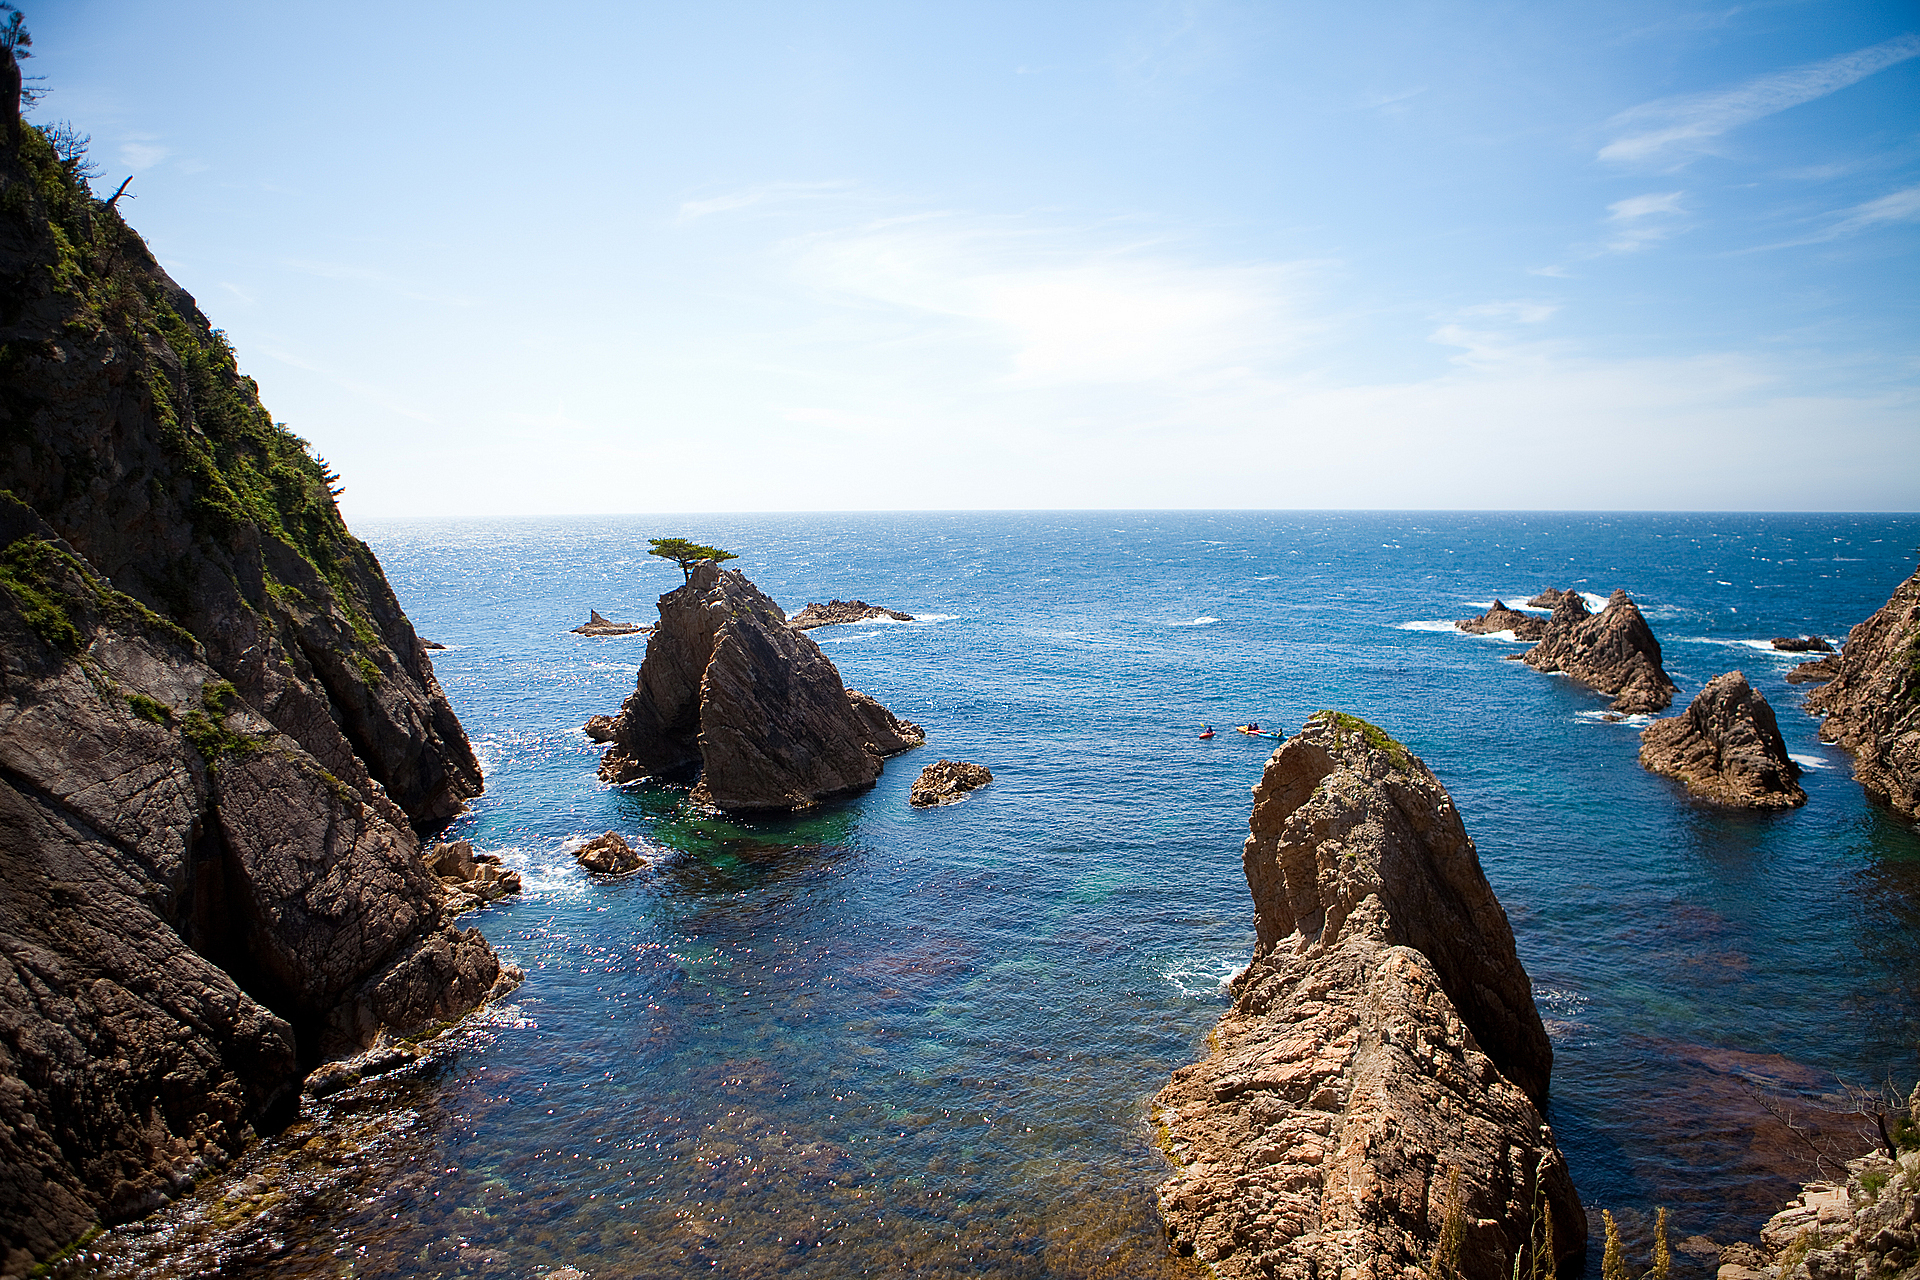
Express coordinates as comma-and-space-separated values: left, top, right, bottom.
87, 512, 1920, 1278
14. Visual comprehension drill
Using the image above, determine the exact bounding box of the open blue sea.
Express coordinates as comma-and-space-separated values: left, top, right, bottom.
92, 512, 1920, 1279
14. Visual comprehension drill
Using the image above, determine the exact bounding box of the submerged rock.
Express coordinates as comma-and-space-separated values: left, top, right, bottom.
598, 562, 924, 812
1455, 599, 1547, 640
789, 599, 915, 629
1639, 672, 1806, 809
574, 832, 647, 874
1804, 566, 1920, 820
909, 760, 993, 807
1772, 635, 1834, 653
1153, 712, 1583, 1279
572, 609, 648, 636
1522, 588, 1678, 713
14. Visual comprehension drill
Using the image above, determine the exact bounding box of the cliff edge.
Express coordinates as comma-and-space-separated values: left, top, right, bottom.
1804, 566, 1920, 821
1154, 712, 1584, 1279
598, 561, 923, 811
0, 89, 504, 1274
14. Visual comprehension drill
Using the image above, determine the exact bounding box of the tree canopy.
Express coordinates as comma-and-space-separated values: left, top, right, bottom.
648, 537, 738, 582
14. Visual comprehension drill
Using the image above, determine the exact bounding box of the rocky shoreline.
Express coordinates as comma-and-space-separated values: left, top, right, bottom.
1804, 565, 1920, 821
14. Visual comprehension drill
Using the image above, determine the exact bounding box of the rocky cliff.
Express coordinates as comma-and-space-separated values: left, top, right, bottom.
1523, 588, 1677, 714
1640, 672, 1806, 809
598, 561, 923, 811
1804, 566, 1920, 821
0, 98, 505, 1273
1154, 712, 1584, 1279
1456, 600, 1546, 640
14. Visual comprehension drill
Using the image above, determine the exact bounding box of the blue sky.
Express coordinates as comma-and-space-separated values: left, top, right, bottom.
27, 1, 1920, 513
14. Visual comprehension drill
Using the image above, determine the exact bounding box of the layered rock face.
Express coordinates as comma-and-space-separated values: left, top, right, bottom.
1455, 600, 1546, 640
1154, 713, 1583, 1279
788, 599, 914, 629
1804, 566, 1920, 820
0, 109, 505, 1272
1523, 588, 1677, 713
1640, 672, 1806, 809
598, 562, 924, 811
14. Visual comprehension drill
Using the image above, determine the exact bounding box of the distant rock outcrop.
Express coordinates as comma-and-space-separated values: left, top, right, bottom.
788, 599, 915, 629
1772, 635, 1834, 653
1804, 566, 1920, 820
574, 832, 647, 875
598, 562, 924, 811
1526, 588, 1570, 608
1786, 656, 1840, 685
909, 760, 992, 807
572, 609, 647, 636
1153, 712, 1583, 1280
1522, 588, 1678, 713
1455, 599, 1547, 640
1639, 672, 1806, 809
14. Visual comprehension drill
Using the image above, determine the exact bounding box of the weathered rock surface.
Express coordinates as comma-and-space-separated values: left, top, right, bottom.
1153, 712, 1583, 1280
575, 832, 647, 875
425, 839, 523, 914
909, 760, 993, 807
582, 713, 616, 742
788, 599, 914, 629
1522, 588, 1678, 713
1786, 656, 1841, 685
1720, 1098, 1919, 1280
597, 562, 924, 812
1640, 672, 1806, 809
1526, 588, 1570, 608
0, 105, 504, 1273
1455, 600, 1546, 640
1772, 635, 1834, 654
571, 609, 647, 636
1804, 566, 1920, 821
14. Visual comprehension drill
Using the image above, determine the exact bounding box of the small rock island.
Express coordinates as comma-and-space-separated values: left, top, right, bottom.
788, 599, 915, 629
1154, 712, 1584, 1278
1455, 599, 1546, 639
1639, 671, 1806, 809
597, 562, 924, 811
1522, 587, 1678, 713
572, 609, 648, 636
909, 760, 992, 807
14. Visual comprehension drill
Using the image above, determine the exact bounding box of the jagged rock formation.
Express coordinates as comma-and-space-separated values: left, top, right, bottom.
1804, 566, 1920, 821
1455, 600, 1546, 640
1522, 588, 1678, 713
909, 759, 992, 807
598, 562, 924, 811
1772, 635, 1834, 654
788, 599, 914, 629
1153, 712, 1584, 1280
583, 713, 616, 742
425, 840, 522, 913
571, 609, 646, 636
0, 103, 505, 1273
1640, 672, 1806, 809
575, 832, 647, 874
1526, 588, 1569, 608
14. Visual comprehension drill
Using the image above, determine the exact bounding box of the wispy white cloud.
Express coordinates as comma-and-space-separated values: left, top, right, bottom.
1601, 190, 1687, 252
1747, 182, 1920, 250
118, 138, 170, 170
1599, 35, 1920, 165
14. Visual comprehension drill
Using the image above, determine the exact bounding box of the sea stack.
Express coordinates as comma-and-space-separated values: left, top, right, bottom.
788, 599, 915, 629
1154, 712, 1583, 1279
1522, 587, 1678, 713
1804, 565, 1920, 820
1639, 671, 1806, 809
598, 561, 924, 811
0, 101, 506, 1274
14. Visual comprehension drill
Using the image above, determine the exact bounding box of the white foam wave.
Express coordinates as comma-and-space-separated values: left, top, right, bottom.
1170, 616, 1220, 627
1579, 591, 1609, 610
1574, 709, 1656, 728
1163, 954, 1246, 996
1677, 637, 1836, 658
1397, 620, 1461, 633
815, 632, 875, 643
1788, 753, 1831, 770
